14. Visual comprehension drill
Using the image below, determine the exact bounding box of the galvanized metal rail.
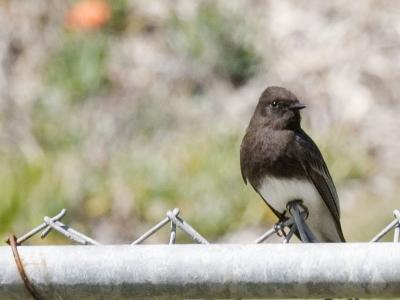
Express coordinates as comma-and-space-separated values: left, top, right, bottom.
1, 243, 400, 299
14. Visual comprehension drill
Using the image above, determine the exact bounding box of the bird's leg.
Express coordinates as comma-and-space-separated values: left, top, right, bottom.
291, 201, 319, 242
286, 200, 319, 243
287, 200, 310, 242
303, 221, 318, 242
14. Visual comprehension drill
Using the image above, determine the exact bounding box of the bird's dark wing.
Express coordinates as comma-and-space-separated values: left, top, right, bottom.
292, 129, 345, 242
239, 138, 248, 184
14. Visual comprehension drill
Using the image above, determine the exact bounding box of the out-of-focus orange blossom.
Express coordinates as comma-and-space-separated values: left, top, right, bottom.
66, 0, 111, 30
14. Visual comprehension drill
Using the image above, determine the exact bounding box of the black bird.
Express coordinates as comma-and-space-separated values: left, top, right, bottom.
240, 86, 345, 242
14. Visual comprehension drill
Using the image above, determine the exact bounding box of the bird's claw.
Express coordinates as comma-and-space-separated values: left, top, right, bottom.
286, 200, 310, 220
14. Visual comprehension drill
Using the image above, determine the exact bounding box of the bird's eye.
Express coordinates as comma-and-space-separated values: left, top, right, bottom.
271, 101, 278, 107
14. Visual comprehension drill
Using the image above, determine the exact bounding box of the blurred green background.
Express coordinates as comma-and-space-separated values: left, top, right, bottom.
0, 0, 399, 245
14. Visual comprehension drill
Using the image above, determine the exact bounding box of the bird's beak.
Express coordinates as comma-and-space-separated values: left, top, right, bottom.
290, 102, 306, 110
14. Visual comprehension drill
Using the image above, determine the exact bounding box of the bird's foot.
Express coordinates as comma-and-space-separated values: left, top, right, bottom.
286, 199, 309, 220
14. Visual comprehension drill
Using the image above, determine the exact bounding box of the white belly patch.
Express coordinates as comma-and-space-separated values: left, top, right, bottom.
258, 177, 321, 214
258, 176, 341, 242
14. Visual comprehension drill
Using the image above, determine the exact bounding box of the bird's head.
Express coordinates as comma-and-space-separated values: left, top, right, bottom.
251, 86, 306, 130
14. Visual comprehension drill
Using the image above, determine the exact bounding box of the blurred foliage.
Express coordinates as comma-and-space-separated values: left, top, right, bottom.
169, 2, 262, 86
105, 0, 129, 33
32, 99, 84, 152
44, 32, 109, 104
316, 127, 374, 184
0, 129, 269, 242
122, 132, 269, 239
0, 154, 67, 237
1, 0, 398, 247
